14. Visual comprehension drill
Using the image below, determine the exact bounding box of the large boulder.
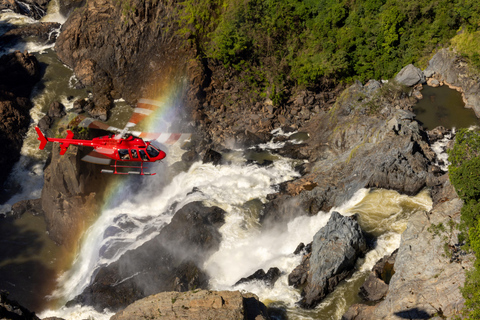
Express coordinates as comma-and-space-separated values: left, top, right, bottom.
234, 267, 281, 288
68, 202, 226, 312
110, 290, 270, 320
395, 64, 425, 86
291, 212, 367, 309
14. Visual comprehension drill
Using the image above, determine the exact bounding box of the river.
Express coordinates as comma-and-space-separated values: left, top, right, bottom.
0, 3, 445, 320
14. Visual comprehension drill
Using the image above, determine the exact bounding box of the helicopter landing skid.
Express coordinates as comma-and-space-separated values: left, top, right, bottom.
101, 161, 157, 176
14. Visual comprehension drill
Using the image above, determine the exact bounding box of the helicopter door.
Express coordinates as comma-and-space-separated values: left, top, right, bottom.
138, 149, 149, 161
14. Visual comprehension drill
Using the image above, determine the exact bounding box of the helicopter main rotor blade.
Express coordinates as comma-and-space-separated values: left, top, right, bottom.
126, 98, 163, 128
138, 132, 192, 146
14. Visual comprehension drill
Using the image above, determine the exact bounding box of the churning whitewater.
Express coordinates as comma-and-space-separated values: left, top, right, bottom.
2, 3, 436, 320
39, 142, 432, 320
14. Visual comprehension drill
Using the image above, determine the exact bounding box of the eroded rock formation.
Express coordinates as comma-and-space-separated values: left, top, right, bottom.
289, 212, 367, 309
68, 201, 226, 312
110, 290, 270, 320
343, 180, 472, 319
261, 80, 437, 229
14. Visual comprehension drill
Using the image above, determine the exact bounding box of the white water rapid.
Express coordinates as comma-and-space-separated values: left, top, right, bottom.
2, 3, 434, 320
39, 145, 433, 320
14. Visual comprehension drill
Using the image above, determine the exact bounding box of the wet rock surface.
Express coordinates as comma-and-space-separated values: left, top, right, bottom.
343, 181, 472, 319
0, 0, 50, 20
110, 290, 270, 320
69, 202, 226, 312
359, 250, 397, 302
234, 267, 282, 288
290, 212, 367, 309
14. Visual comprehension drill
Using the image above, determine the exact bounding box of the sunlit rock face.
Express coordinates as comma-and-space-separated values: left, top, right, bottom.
110, 290, 270, 320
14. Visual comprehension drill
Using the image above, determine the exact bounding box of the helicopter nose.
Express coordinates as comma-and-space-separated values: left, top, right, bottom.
158, 150, 166, 160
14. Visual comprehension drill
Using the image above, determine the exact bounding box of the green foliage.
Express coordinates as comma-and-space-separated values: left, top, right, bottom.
461, 257, 480, 319
451, 30, 480, 72
177, 0, 480, 102
448, 128, 480, 319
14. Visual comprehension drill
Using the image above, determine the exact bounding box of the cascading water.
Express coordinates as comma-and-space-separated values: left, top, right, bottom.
2, 3, 435, 320
37, 134, 433, 320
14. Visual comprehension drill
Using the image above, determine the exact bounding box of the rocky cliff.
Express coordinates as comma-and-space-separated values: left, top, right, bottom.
261, 79, 437, 230
0, 51, 41, 194
343, 181, 471, 320
54, 0, 193, 121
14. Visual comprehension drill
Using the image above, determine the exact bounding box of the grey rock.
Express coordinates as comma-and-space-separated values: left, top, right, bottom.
395, 64, 426, 86
364, 80, 382, 93
344, 194, 473, 319
423, 68, 435, 78
298, 212, 367, 308
359, 273, 389, 302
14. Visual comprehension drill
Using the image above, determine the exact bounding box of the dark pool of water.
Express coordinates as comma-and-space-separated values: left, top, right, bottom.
0, 213, 67, 312
413, 85, 479, 130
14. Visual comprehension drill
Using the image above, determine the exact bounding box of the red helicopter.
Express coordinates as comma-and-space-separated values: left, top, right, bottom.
35, 99, 191, 175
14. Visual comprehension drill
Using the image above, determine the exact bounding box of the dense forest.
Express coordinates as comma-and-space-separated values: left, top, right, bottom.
449, 129, 480, 319
176, 0, 480, 318
178, 0, 480, 103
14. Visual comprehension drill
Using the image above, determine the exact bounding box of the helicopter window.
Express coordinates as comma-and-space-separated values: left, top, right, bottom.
131, 149, 139, 159
118, 149, 130, 160
139, 149, 149, 161
146, 145, 160, 158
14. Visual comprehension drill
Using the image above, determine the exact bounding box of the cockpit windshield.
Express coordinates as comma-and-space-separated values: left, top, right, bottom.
146, 144, 160, 158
